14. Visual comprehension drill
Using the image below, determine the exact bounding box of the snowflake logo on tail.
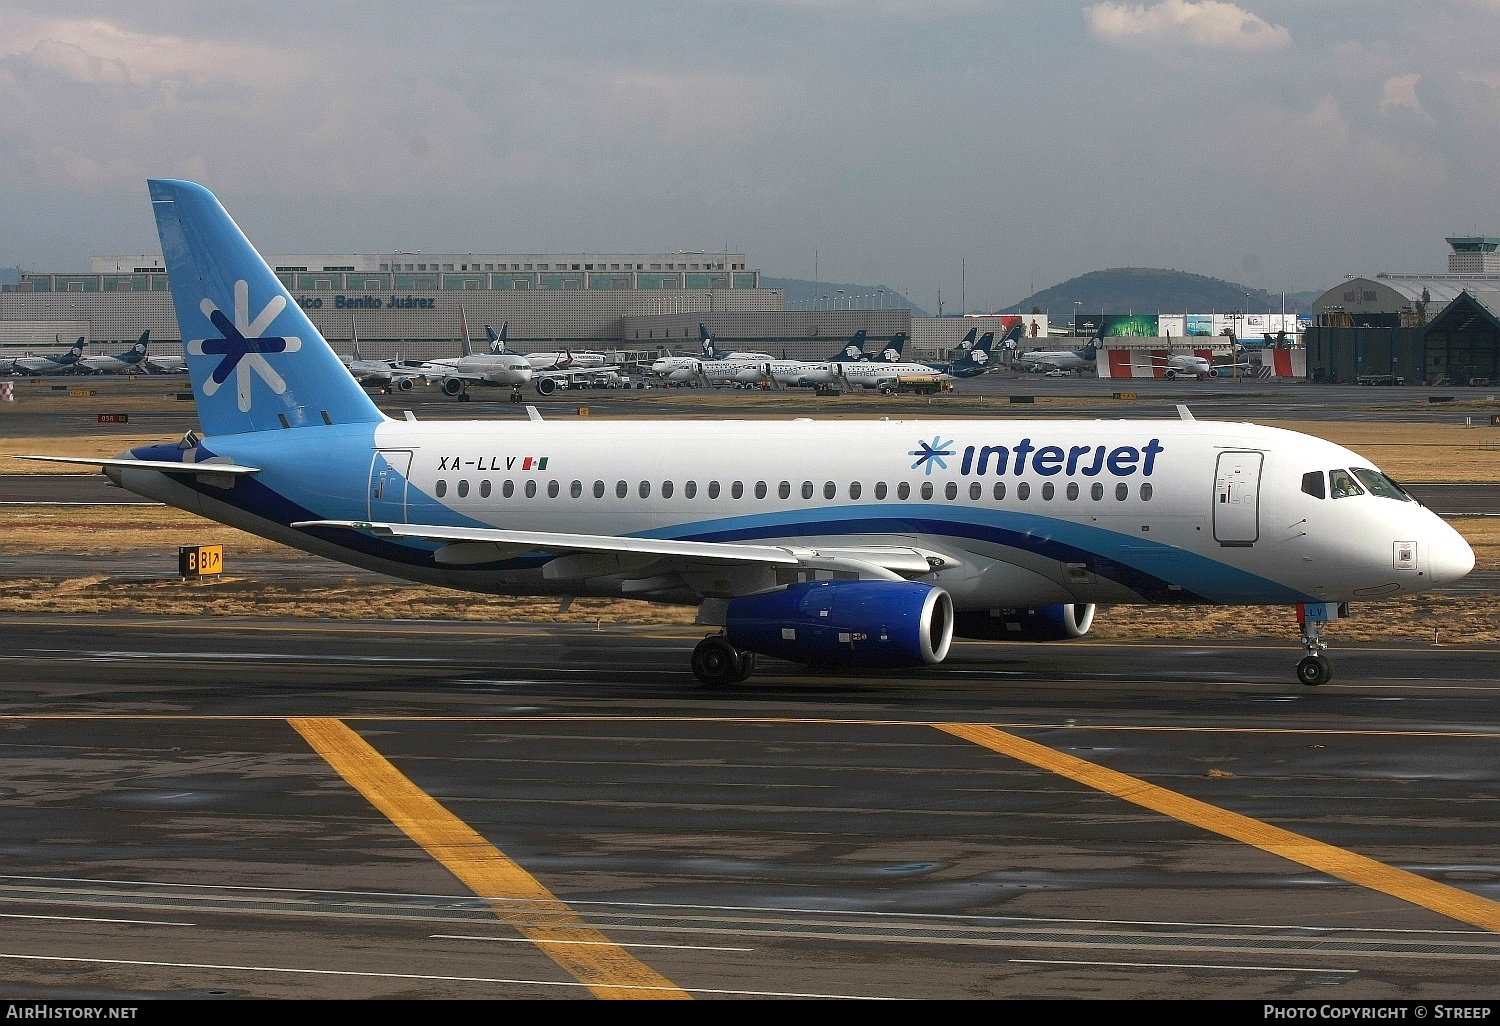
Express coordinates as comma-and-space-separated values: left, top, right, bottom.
188, 279, 302, 412
909, 436, 954, 476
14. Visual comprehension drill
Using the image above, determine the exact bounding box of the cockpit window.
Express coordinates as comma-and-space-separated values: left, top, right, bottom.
1301, 471, 1325, 499
1329, 469, 1365, 499
1351, 468, 1412, 501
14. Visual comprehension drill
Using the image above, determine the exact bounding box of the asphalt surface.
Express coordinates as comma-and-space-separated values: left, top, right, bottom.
1, 615, 1499, 1001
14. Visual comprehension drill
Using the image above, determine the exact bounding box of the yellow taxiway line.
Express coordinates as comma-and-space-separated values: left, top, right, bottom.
288, 716, 689, 1000
937, 722, 1500, 934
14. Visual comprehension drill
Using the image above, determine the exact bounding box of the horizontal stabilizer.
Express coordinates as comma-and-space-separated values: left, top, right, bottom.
11, 455, 261, 475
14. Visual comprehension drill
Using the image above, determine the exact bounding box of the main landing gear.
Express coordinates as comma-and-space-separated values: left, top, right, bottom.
1294, 602, 1345, 686
691, 633, 756, 686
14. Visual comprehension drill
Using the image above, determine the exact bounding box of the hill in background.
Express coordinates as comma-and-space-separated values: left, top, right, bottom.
1002, 268, 1318, 320
761, 277, 929, 316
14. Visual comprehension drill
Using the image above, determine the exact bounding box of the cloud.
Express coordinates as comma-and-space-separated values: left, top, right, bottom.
1379, 73, 1429, 119
1085, 1, 1291, 50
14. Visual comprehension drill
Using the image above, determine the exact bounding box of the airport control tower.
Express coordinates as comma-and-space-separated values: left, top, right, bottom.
1447, 237, 1500, 273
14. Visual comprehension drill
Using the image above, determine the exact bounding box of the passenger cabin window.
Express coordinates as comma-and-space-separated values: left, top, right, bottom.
1329, 469, 1365, 499
480, 480, 491, 498
547, 480, 559, 498
850, 482, 862, 500
993, 482, 1006, 500
1041, 482, 1054, 500
897, 482, 911, 500
1017, 482, 1030, 500
875, 482, 888, 500
662, 481, 674, 499
1302, 471, 1325, 499
1352, 468, 1411, 501
732, 481, 744, 499
708, 481, 721, 499
1115, 482, 1127, 500
1140, 483, 1153, 501
456, 480, 468, 498
525, 480, 536, 498
435, 480, 447, 498
571, 480, 582, 498
945, 482, 957, 500
778, 481, 790, 499
616, 480, 627, 498
755, 481, 766, 499
685, 481, 697, 499
801, 481, 814, 499
1091, 482, 1102, 500
969, 482, 982, 500
823, 481, 835, 499
639, 481, 651, 498
593, 480, 605, 498
1066, 482, 1079, 500
503, 480, 514, 498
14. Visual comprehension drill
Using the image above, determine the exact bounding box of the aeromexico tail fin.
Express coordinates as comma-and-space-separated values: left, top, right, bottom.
957, 327, 978, 352
148, 179, 384, 435
698, 323, 722, 359
133, 330, 149, 356
485, 322, 508, 354
830, 328, 867, 362
876, 332, 907, 362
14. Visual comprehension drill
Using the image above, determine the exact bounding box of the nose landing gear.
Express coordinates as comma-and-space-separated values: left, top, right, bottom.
1294, 602, 1346, 686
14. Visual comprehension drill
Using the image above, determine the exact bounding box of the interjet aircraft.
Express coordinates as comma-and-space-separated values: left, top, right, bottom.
25, 180, 1475, 690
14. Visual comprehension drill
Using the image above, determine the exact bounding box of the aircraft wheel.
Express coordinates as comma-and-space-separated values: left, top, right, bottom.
691, 636, 744, 686
509, 392, 522, 403
1296, 655, 1332, 687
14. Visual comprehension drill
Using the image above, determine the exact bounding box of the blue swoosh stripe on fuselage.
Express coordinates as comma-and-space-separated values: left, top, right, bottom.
633, 503, 1309, 605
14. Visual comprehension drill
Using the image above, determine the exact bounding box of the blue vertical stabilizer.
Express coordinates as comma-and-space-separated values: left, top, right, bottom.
148, 179, 385, 436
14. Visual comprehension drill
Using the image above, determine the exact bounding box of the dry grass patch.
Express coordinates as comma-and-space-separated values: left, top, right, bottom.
0, 435, 167, 474
0, 575, 696, 625
0, 507, 290, 554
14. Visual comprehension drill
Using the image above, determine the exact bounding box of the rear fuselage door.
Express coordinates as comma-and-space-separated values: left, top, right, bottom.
1213, 450, 1263, 546
368, 449, 414, 523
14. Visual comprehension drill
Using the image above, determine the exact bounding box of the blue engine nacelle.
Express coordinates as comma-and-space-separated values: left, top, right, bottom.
953, 604, 1095, 641
725, 581, 954, 667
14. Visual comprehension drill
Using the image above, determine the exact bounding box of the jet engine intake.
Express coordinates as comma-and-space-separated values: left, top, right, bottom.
954, 603, 1095, 641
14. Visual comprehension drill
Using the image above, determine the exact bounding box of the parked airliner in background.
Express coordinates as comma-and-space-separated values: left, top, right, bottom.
15, 337, 86, 375
22, 179, 1474, 691
77, 331, 151, 375
344, 320, 419, 393
418, 309, 534, 401
1017, 340, 1098, 375
145, 347, 188, 375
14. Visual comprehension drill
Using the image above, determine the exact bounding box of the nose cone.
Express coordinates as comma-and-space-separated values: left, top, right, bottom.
1429, 519, 1476, 586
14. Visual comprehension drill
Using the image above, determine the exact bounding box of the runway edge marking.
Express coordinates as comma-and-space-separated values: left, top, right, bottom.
936, 722, 1500, 934
287, 716, 690, 1000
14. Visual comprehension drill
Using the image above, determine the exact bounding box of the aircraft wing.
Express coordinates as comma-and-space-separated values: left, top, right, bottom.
292, 519, 941, 590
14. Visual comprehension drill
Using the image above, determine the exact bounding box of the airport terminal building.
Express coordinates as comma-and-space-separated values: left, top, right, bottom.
1, 249, 789, 363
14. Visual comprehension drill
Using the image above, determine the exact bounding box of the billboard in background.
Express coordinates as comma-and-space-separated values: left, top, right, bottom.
1158, 314, 1186, 339
1073, 314, 1159, 337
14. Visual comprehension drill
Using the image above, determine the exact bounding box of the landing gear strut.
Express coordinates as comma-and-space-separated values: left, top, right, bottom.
1294, 604, 1340, 686
691, 634, 756, 685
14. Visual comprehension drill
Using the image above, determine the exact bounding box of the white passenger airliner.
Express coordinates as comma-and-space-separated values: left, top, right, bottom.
23, 180, 1475, 690
77, 331, 151, 374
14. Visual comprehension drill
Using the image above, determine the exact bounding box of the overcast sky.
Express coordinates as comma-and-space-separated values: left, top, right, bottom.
2, 1, 1498, 310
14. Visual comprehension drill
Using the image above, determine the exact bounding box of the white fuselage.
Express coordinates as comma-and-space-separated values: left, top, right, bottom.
1022, 350, 1093, 372
117, 418, 1473, 612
